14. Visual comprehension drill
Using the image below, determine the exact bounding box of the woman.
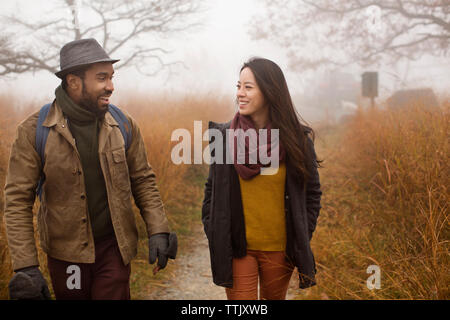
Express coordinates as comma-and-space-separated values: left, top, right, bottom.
202, 57, 322, 300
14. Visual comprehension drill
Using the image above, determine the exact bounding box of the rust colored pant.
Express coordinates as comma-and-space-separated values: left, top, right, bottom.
226, 250, 295, 300
47, 235, 131, 300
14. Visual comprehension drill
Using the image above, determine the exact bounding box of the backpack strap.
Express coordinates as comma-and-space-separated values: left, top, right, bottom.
108, 104, 132, 151
35, 103, 52, 200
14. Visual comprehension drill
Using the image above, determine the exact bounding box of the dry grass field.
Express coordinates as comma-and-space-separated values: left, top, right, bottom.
0, 92, 448, 299
300, 99, 449, 299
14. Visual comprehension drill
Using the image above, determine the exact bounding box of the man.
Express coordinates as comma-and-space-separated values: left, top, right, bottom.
4, 38, 177, 300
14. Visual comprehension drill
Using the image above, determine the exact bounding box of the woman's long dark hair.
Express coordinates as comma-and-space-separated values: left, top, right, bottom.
240, 57, 323, 183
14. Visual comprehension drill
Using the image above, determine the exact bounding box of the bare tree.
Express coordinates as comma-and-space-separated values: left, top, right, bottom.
249, 0, 450, 71
0, 0, 204, 76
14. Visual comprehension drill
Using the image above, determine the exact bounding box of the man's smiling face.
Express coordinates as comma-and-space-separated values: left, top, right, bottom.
78, 62, 115, 117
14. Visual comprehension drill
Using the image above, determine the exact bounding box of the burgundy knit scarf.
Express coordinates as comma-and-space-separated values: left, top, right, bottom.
229, 112, 285, 180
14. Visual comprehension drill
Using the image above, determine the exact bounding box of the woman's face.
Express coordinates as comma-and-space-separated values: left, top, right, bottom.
237, 67, 267, 119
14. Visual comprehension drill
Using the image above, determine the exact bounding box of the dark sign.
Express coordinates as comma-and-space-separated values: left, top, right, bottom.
362, 72, 378, 98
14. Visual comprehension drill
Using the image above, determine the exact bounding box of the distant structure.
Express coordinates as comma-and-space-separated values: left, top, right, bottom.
361, 71, 378, 108
387, 88, 439, 109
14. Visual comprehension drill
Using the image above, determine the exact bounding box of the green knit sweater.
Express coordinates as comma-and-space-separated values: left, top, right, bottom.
55, 85, 114, 241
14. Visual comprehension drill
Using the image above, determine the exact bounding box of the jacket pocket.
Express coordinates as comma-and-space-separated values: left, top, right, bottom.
110, 148, 131, 192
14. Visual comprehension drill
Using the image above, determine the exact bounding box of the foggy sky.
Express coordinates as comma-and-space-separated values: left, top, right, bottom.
0, 0, 448, 113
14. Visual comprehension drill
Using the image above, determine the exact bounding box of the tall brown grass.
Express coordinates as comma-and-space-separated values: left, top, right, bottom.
1, 90, 448, 300
301, 100, 449, 299
116, 92, 234, 235
116, 92, 235, 298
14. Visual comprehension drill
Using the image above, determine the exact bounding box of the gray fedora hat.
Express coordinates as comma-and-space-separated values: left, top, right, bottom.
55, 38, 119, 79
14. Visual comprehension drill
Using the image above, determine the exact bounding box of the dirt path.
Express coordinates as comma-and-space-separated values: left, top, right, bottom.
146, 229, 226, 300
146, 226, 299, 300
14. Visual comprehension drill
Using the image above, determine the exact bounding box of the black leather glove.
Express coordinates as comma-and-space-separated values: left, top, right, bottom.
148, 232, 178, 269
9, 266, 51, 300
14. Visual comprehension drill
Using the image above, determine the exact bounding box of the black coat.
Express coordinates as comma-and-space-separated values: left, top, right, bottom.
201, 121, 322, 289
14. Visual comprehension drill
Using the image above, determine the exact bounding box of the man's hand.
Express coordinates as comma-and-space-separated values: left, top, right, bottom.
9, 266, 51, 300
148, 232, 178, 274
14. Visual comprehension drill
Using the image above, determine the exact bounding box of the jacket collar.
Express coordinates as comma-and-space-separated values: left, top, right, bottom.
208, 120, 231, 132
42, 100, 62, 127
103, 109, 119, 127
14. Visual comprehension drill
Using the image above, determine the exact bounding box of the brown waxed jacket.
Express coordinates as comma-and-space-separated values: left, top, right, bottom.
3, 101, 169, 271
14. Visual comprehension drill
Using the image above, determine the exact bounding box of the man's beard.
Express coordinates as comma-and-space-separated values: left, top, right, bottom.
79, 81, 110, 118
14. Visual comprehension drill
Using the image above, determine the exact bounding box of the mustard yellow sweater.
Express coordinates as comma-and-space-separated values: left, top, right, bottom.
238, 163, 286, 251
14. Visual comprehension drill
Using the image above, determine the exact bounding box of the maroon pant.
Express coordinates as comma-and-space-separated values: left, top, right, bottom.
47, 236, 131, 300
